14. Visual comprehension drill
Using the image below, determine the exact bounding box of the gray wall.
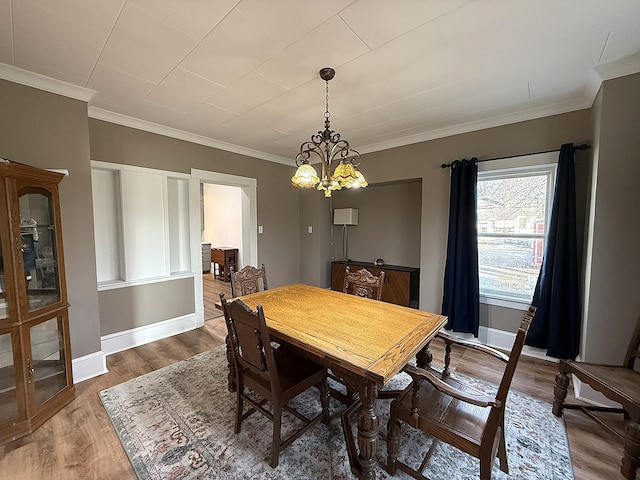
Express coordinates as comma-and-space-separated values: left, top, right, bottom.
583, 72, 640, 364
89, 120, 301, 336
98, 278, 195, 335
300, 110, 592, 333
0, 79, 101, 358
299, 190, 333, 287
331, 180, 422, 267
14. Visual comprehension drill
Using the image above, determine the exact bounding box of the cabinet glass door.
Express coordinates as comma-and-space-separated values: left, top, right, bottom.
0, 329, 18, 424
19, 189, 60, 312
29, 316, 67, 406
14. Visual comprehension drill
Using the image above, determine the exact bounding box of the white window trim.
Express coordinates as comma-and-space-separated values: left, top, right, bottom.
477, 151, 557, 308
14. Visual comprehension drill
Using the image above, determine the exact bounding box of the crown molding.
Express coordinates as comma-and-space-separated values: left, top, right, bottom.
357, 96, 593, 155
8, 58, 640, 163
595, 52, 640, 81
0, 63, 96, 102
88, 107, 293, 166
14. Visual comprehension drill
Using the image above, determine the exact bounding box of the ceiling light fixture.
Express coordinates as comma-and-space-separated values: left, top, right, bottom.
290, 68, 367, 197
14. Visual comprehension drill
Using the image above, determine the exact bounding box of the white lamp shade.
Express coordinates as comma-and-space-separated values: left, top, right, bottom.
333, 208, 359, 225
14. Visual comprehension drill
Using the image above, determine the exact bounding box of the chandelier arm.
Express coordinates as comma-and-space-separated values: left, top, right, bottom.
348, 150, 362, 167
311, 131, 326, 145
301, 148, 327, 166
296, 141, 325, 165
328, 140, 352, 164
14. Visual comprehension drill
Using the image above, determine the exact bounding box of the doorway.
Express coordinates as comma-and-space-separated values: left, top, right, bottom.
190, 169, 258, 327
201, 183, 242, 321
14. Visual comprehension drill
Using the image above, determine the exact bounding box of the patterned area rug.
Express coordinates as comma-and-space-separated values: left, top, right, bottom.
99, 345, 573, 480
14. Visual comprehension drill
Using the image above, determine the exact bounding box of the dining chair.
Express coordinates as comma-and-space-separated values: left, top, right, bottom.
552, 312, 640, 480
342, 266, 385, 300
385, 305, 536, 480
219, 293, 329, 468
230, 263, 268, 297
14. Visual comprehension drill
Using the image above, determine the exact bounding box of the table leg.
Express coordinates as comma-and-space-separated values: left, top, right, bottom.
416, 342, 432, 369
356, 380, 381, 480
225, 334, 237, 392
334, 367, 382, 479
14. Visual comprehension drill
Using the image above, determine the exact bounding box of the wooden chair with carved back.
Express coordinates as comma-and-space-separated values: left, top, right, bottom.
342, 266, 385, 300
230, 263, 268, 297
552, 312, 640, 480
385, 305, 536, 480
219, 293, 329, 468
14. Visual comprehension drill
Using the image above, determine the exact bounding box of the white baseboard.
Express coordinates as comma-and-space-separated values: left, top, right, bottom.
101, 313, 197, 356
447, 326, 557, 362
72, 350, 108, 384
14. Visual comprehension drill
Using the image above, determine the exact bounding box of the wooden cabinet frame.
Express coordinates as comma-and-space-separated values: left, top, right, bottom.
0, 159, 74, 446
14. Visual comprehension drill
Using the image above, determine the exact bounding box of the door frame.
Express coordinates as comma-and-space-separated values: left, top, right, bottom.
190, 169, 257, 326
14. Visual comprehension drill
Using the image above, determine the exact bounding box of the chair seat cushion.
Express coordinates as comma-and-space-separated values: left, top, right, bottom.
567, 362, 640, 409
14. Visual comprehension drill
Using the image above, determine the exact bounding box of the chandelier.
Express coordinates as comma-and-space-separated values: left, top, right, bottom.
290, 68, 367, 197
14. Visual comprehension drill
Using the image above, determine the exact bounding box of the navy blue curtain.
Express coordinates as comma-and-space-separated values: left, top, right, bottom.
526, 143, 581, 359
442, 159, 479, 336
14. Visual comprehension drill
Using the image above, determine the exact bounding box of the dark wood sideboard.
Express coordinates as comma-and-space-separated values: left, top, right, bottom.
331, 260, 420, 308
212, 247, 238, 282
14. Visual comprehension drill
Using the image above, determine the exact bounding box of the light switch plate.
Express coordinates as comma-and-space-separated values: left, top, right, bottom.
258, 225, 264, 234
308, 225, 313, 234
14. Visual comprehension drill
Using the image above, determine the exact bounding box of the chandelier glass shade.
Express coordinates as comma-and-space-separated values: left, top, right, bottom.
290, 68, 367, 197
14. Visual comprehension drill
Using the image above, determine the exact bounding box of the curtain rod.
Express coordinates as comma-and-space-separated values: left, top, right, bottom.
439, 143, 591, 169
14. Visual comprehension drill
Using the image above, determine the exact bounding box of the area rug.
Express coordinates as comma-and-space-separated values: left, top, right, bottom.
99, 346, 573, 480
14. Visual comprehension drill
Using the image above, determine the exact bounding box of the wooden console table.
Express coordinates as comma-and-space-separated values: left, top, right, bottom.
211, 247, 238, 282
331, 260, 420, 308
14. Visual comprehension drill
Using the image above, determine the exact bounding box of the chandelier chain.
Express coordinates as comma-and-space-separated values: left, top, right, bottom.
324, 79, 330, 122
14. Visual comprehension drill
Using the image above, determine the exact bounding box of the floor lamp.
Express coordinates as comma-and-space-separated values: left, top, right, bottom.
333, 208, 358, 261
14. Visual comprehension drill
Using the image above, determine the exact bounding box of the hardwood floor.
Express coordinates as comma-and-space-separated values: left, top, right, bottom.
203, 273, 232, 321
0, 280, 630, 479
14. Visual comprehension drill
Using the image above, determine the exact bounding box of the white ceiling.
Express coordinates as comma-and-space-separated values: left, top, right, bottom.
2, 0, 640, 165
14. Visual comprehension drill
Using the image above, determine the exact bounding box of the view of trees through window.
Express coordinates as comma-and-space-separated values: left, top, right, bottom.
477, 168, 553, 302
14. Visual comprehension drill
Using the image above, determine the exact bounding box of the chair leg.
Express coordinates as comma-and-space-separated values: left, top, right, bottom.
497, 424, 509, 474
621, 419, 640, 479
320, 374, 330, 424
479, 456, 493, 480
234, 384, 243, 434
552, 368, 569, 417
442, 341, 452, 377
270, 405, 282, 468
386, 415, 401, 475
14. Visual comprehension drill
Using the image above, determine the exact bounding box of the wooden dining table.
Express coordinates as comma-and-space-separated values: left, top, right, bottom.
216, 283, 447, 480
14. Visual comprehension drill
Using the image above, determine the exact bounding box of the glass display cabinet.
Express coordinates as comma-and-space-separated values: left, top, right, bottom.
0, 158, 73, 446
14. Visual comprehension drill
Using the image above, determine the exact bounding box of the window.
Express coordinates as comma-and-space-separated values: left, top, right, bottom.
477, 157, 556, 306
91, 161, 191, 288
